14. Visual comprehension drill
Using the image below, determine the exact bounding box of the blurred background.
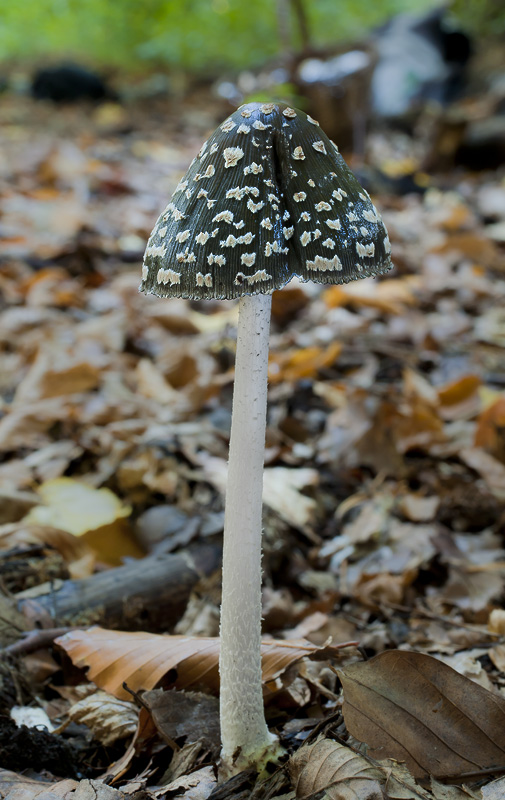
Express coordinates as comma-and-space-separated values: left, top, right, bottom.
1, 1, 505, 590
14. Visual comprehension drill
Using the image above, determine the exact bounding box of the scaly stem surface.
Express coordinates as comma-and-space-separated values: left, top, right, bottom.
219, 292, 277, 777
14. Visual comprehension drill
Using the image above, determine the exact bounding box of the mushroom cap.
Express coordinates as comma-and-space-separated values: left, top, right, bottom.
141, 102, 393, 300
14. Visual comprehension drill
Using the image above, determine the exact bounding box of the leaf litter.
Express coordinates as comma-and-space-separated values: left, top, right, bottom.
1, 84, 505, 799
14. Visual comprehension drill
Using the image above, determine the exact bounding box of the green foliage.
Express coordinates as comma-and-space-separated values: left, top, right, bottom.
451, 0, 505, 36
0, 0, 440, 73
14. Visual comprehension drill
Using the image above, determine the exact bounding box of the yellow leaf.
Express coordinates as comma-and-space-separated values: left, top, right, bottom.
269, 341, 342, 383
25, 478, 131, 536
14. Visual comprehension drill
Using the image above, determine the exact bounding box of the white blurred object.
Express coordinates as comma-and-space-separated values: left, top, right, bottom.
10, 705, 55, 731
298, 51, 371, 85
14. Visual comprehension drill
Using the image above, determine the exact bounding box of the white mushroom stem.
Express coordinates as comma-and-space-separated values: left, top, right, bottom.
219, 292, 279, 777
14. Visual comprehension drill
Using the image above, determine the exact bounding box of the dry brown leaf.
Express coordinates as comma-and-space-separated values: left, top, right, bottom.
397, 493, 439, 522
142, 688, 220, 756
269, 341, 342, 384
481, 776, 505, 799
437, 375, 481, 420
68, 780, 124, 799
0, 398, 76, 452
199, 455, 318, 532
67, 690, 138, 746
488, 609, 505, 635
162, 765, 216, 799
339, 650, 505, 779
271, 286, 309, 322
379, 760, 432, 798
430, 780, 482, 799
14, 349, 101, 404
55, 627, 347, 700
460, 448, 505, 500
0, 523, 95, 579
323, 277, 418, 315
475, 398, 505, 461
440, 567, 503, 613
289, 737, 384, 800
135, 358, 180, 403
0, 770, 78, 799
432, 232, 502, 269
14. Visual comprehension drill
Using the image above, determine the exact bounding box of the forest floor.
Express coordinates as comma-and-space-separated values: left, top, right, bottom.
1, 88, 505, 799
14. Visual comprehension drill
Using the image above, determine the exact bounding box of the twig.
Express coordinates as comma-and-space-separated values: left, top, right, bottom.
437, 765, 505, 782
1, 626, 75, 656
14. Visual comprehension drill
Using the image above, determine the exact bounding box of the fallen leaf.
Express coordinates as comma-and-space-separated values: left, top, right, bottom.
289, 737, 383, 800
262, 467, 319, 532
398, 493, 440, 522
23, 478, 140, 565
0, 771, 78, 799
437, 375, 481, 420
67, 690, 138, 746
24, 478, 131, 537
430, 779, 482, 799
199, 455, 318, 532
339, 650, 505, 779
14, 348, 101, 404
0, 523, 95, 579
432, 232, 502, 269
482, 775, 505, 799
162, 765, 217, 799
142, 688, 220, 756
269, 341, 342, 384
380, 760, 432, 798
440, 566, 503, 613
0, 398, 75, 452
488, 609, 505, 635
475, 397, 505, 461
460, 448, 505, 500
55, 627, 349, 700
323, 277, 418, 315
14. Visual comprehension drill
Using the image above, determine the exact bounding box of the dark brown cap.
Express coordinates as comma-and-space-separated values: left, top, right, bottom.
141, 102, 392, 300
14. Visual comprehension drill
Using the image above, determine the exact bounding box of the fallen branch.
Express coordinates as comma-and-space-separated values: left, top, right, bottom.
15, 545, 221, 631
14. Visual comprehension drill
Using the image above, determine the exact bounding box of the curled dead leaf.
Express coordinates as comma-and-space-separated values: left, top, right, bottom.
289, 737, 383, 800
67, 690, 138, 746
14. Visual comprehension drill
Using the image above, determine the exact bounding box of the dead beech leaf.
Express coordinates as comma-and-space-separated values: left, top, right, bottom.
460, 447, 505, 500
430, 779, 482, 800
199, 455, 318, 531
269, 341, 342, 384
339, 650, 505, 779
67, 690, 138, 746
55, 627, 348, 700
380, 760, 432, 798
488, 609, 505, 636
289, 737, 383, 800
323, 277, 418, 315
142, 687, 220, 756
432, 231, 501, 269
0, 770, 78, 799
398, 493, 439, 522
481, 775, 505, 800
14, 349, 101, 404
475, 397, 505, 461
437, 375, 481, 420
0, 523, 95, 579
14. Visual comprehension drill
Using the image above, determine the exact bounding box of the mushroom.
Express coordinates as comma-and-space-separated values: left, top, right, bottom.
141, 102, 393, 777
